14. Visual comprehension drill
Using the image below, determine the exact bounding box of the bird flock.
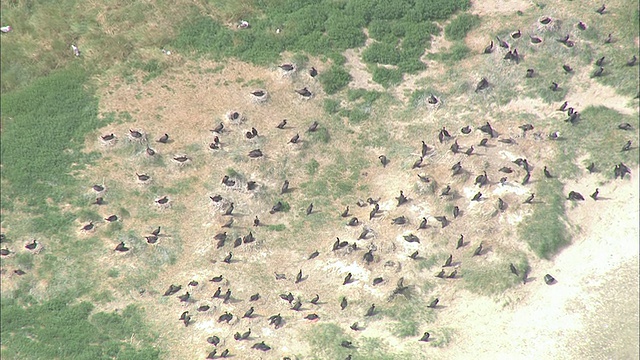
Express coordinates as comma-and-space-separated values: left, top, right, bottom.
1, 3, 638, 360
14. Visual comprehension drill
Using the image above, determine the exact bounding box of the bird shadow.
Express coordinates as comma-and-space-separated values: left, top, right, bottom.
429, 304, 448, 310
594, 196, 611, 201
523, 276, 536, 284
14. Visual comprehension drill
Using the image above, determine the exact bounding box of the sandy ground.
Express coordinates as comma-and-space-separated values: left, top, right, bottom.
437, 169, 639, 360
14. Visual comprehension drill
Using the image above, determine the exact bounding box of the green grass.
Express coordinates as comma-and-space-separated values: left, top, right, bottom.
384, 296, 437, 337
462, 256, 529, 296
519, 178, 569, 259
0, 296, 160, 359
445, 13, 481, 41
320, 65, 352, 94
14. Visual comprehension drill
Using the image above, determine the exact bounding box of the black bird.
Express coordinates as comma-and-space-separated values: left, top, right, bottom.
550, 82, 559, 91
479, 122, 495, 137
343, 273, 353, 285
473, 242, 483, 256
567, 191, 585, 201
427, 94, 439, 104
363, 250, 374, 264
452, 161, 462, 175
596, 4, 605, 14
101, 133, 116, 141
178, 292, 190, 303
483, 40, 494, 54
223, 203, 234, 216
590, 188, 600, 200
365, 304, 376, 316
81, 222, 94, 231
341, 341, 353, 348
211, 122, 224, 134
544, 274, 556, 285
157, 133, 169, 143
307, 121, 319, 132
340, 297, 348, 310
253, 216, 260, 227
604, 33, 613, 44
418, 217, 428, 230
524, 193, 535, 204
592, 67, 604, 78
522, 172, 531, 185
248, 149, 263, 158
540, 17, 552, 25
496, 36, 509, 48
350, 322, 360, 331
306, 203, 314, 215
500, 177, 507, 185
251, 90, 266, 97
438, 127, 451, 143
206, 350, 217, 359
500, 167, 513, 174
475, 171, 488, 186
304, 313, 319, 320
289, 133, 300, 144
443, 254, 453, 267
210, 275, 223, 283
498, 198, 507, 211
115, 242, 129, 252
392, 216, 407, 225
510, 263, 519, 276
396, 191, 408, 206
379, 155, 389, 167
129, 129, 143, 138
479, 138, 488, 146
310, 294, 320, 305
595, 56, 606, 67
447, 270, 457, 279
105, 215, 118, 222
428, 298, 439, 308
198, 305, 210, 312
587, 162, 596, 173
291, 300, 302, 311
347, 217, 359, 226
309, 67, 318, 77
218, 312, 233, 323
25, 240, 37, 250
412, 157, 423, 169
471, 192, 482, 201
270, 201, 284, 214
136, 173, 150, 182
475, 78, 489, 92
577, 21, 587, 30
434, 216, 449, 228
233, 237, 242, 248
404, 234, 420, 243
279, 63, 295, 71
308, 250, 320, 260
511, 29, 521, 39
622, 140, 632, 151
453, 206, 460, 218
619, 123, 633, 131
460, 126, 472, 135
559, 101, 568, 111
409, 250, 419, 259
627, 55, 637, 66
614, 163, 630, 179
277, 119, 287, 129
296, 87, 312, 97
450, 140, 460, 154
436, 269, 445, 278
220, 349, 229, 358
373, 277, 384, 285
456, 234, 464, 249
421, 141, 431, 156
341, 206, 350, 218
543, 166, 553, 178
526, 68, 535, 78
419, 332, 430, 342
223, 252, 233, 263
562, 64, 573, 73
163, 284, 181, 296
250, 293, 260, 301
530, 35, 542, 44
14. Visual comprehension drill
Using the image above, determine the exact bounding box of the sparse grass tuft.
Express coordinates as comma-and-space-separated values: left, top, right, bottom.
320, 66, 352, 95
445, 13, 481, 41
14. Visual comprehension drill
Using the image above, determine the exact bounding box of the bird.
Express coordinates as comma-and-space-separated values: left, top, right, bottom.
524, 194, 535, 204
276, 119, 287, 129
453, 206, 460, 218
296, 87, 312, 97
198, 305, 210, 312
418, 217, 428, 230
550, 82, 559, 91
544, 274, 556, 285
341, 341, 354, 349
163, 285, 181, 296
178, 292, 190, 302
101, 133, 116, 141
251, 90, 266, 97
253, 216, 260, 227
562, 64, 573, 73
483, 40, 494, 54
379, 155, 390, 167
210, 275, 223, 282
419, 332, 430, 342
306, 203, 313, 215
308, 250, 320, 260
428, 298, 439, 308
307, 121, 319, 132
206, 350, 217, 359
479, 122, 495, 137
604, 33, 613, 44
347, 217, 359, 226
590, 188, 599, 200
340, 297, 348, 310
392, 216, 407, 225
136, 173, 150, 182
289, 133, 300, 144
409, 250, 419, 260
373, 277, 384, 285
627, 55, 637, 66
456, 234, 464, 249
249, 293, 260, 301
475, 78, 489, 92
475, 171, 488, 186
473, 242, 483, 256
525, 68, 535, 78
471, 192, 482, 201
248, 149, 263, 158
157, 133, 169, 143
223, 252, 233, 263
543, 166, 553, 178
363, 250, 374, 264
592, 67, 604, 77
540, 17, 552, 25
499, 167, 513, 174
341, 206, 350, 218
404, 234, 420, 243
509, 263, 519, 276
434, 216, 449, 228
115, 242, 129, 252
522, 172, 531, 185
207, 336, 220, 346
309, 67, 318, 77
343, 273, 353, 285
450, 140, 460, 154
498, 198, 507, 211
587, 162, 596, 173
105, 215, 118, 222
622, 140, 632, 151
396, 191, 408, 206
81, 222, 94, 231
496, 36, 509, 48
25, 240, 37, 250
436, 269, 445, 278
577, 21, 587, 30
304, 314, 319, 321
447, 269, 458, 279
567, 191, 585, 201
173, 155, 189, 163
530, 35, 542, 44
412, 156, 424, 169
596, 4, 606, 14
479, 138, 489, 146
295, 270, 303, 284
211, 123, 224, 133
223, 203, 234, 216
451, 161, 462, 175
365, 304, 376, 317
279, 63, 295, 71
511, 29, 521, 39
443, 254, 453, 267
619, 123, 633, 131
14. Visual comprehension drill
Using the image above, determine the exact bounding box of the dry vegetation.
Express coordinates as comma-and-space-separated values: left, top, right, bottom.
1, 0, 639, 359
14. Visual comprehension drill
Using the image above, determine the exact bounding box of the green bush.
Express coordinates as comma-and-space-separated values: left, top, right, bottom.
445, 13, 480, 40
319, 66, 352, 95
428, 42, 470, 62
372, 67, 404, 87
